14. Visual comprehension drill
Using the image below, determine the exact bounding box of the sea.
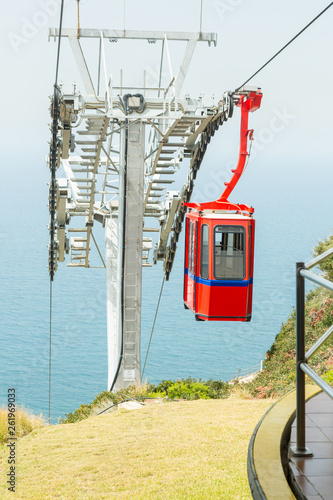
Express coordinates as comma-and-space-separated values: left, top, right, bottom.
1, 158, 332, 423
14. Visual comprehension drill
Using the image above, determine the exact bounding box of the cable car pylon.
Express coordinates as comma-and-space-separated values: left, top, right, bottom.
47, 20, 258, 390
184, 87, 262, 321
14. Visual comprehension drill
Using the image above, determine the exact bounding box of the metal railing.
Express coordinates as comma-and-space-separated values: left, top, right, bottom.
291, 246, 333, 456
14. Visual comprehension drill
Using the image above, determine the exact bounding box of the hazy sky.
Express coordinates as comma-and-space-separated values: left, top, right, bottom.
2, 0, 332, 169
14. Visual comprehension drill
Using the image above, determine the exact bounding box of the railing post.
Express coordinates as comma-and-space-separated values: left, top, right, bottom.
291, 262, 312, 456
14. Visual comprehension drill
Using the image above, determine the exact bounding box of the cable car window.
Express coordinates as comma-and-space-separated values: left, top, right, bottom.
188, 221, 192, 274
188, 221, 193, 275
248, 224, 252, 276
188, 222, 197, 275
188, 221, 191, 273
214, 226, 245, 280
200, 224, 209, 279
192, 222, 196, 274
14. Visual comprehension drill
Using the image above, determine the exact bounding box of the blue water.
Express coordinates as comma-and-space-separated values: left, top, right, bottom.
0, 159, 332, 423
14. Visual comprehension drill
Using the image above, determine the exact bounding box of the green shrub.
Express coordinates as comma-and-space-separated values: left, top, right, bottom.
314, 235, 333, 281
323, 370, 333, 385
165, 381, 210, 400
61, 378, 231, 423
153, 377, 230, 400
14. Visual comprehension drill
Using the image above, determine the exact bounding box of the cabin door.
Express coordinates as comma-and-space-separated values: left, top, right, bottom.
186, 220, 197, 311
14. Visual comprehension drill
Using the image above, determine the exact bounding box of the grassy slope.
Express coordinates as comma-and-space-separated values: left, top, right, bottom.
0, 398, 273, 500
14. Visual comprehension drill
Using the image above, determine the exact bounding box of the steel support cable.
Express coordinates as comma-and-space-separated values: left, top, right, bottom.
235, 2, 333, 92
141, 278, 165, 380
157, 39, 164, 98
109, 99, 130, 392
49, 281, 53, 425
76, 0, 80, 40
48, 0, 65, 426
55, 0, 65, 86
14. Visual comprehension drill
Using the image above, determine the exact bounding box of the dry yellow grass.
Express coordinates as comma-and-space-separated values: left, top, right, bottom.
0, 406, 44, 446
0, 398, 274, 499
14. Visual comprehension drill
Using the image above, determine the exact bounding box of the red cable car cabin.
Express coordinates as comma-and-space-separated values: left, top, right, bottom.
183, 87, 262, 321
184, 210, 255, 321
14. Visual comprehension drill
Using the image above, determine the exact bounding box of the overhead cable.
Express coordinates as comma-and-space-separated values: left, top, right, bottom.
49, 281, 53, 425
55, 0, 65, 85
49, 0, 65, 427
141, 278, 165, 379
235, 2, 333, 92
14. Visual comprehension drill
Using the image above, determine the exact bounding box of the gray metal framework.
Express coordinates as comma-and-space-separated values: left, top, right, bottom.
291, 247, 333, 456
47, 26, 235, 390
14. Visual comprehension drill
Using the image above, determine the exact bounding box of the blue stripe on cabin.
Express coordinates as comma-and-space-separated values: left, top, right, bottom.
185, 268, 253, 287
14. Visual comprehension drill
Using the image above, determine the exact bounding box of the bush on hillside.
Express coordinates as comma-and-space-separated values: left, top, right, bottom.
154, 377, 230, 400
314, 235, 333, 281
61, 378, 231, 424
61, 383, 166, 424
0, 407, 44, 446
